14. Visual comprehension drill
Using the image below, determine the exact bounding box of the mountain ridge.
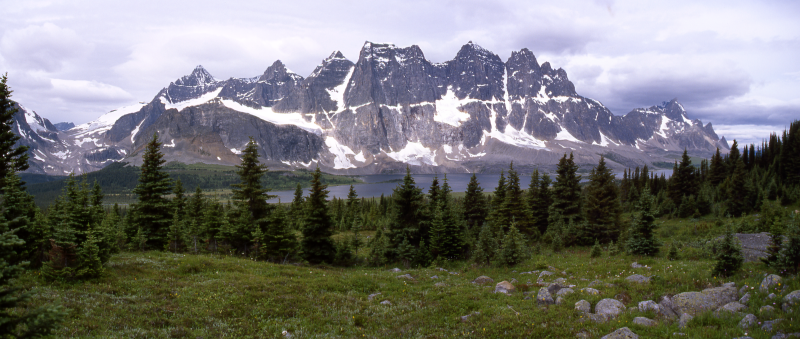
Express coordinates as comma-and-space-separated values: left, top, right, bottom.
11, 41, 729, 175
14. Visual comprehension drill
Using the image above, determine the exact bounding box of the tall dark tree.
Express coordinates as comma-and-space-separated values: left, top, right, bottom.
301, 167, 335, 264
584, 156, 622, 243
626, 187, 659, 256
529, 171, 552, 235
172, 178, 186, 217
550, 152, 582, 224
428, 177, 463, 260
726, 139, 740, 176
725, 157, 749, 217
231, 137, 274, 223
387, 167, 426, 258
0, 73, 63, 336
503, 163, 531, 234
463, 173, 487, 231
669, 149, 696, 205
290, 183, 305, 229
132, 133, 173, 249
489, 170, 509, 231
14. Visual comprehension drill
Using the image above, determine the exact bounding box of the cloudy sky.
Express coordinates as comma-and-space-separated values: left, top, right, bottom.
1, 0, 798, 145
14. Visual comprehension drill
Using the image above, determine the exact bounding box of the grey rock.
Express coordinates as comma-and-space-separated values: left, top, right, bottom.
557, 288, 574, 296
539, 271, 554, 278
460, 311, 479, 322
630, 262, 643, 268
430, 275, 439, 279
471, 276, 494, 284
537, 287, 555, 305
575, 300, 591, 313
672, 285, 737, 315
723, 282, 737, 288
740, 285, 750, 296
783, 290, 800, 312
396, 274, 415, 280
589, 280, 604, 287
638, 300, 659, 313
436, 267, 447, 271
600, 327, 638, 339
576, 331, 591, 338
761, 305, 776, 313
625, 275, 650, 283
678, 313, 693, 329
585, 313, 610, 323
368, 293, 381, 301
761, 274, 782, 293
595, 298, 626, 318
556, 296, 565, 305
380, 300, 392, 305
494, 281, 515, 295
434, 282, 448, 287
718, 301, 747, 313
581, 287, 601, 296
740, 292, 751, 304
762, 319, 782, 332
547, 283, 564, 295
389, 268, 402, 272
632, 317, 656, 327
554, 277, 567, 285
510, 278, 518, 284
739, 314, 757, 329
658, 296, 678, 319
769, 293, 778, 299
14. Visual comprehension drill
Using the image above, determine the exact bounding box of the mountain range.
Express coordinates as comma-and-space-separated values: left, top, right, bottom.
11, 41, 728, 175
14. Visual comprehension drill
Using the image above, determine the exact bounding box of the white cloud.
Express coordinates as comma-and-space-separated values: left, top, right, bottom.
50, 79, 132, 102
0, 23, 90, 72
714, 124, 791, 147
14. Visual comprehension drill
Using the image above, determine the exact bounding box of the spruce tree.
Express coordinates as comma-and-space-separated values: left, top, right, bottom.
530, 172, 552, 235
776, 220, 800, 275
472, 222, 498, 266
172, 178, 186, 217
132, 133, 173, 249
488, 170, 509, 232
584, 156, 622, 243
550, 152, 582, 224
725, 157, 749, 217
626, 187, 659, 256
301, 167, 336, 264
496, 224, 528, 266
590, 239, 602, 258
387, 167, 426, 262
504, 163, 531, 235
428, 179, 463, 261
0, 74, 29, 185
255, 205, 297, 262
232, 137, 273, 223
712, 225, 744, 277
290, 183, 305, 229
669, 149, 696, 206
463, 173, 487, 232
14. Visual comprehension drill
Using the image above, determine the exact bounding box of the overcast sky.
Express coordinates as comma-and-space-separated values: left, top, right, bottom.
1, 0, 798, 146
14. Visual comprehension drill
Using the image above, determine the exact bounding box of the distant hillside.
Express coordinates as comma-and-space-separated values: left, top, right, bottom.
25, 162, 361, 208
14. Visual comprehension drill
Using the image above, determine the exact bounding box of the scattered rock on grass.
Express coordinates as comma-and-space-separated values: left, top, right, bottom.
658, 296, 678, 319
761, 274, 782, 293
396, 274, 415, 280
762, 319, 782, 332
389, 268, 401, 272
672, 285, 737, 315
495, 281, 515, 295
380, 300, 392, 306
718, 301, 747, 313
557, 288, 574, 296
575, 300, 591, 313
434, 282, 448, 288
472, 276, 494, 284
539, 271, 554, 278
556, 296, 564, 305
783, 290, 800, 312
739, 314, 757, 329
581, 287, 601, 296
368, 293, 381, 301
626, 275, 650, 283
430, 275, 439, 279
537, 287, 555, 305
740, 292, 751, 304
460, 311, 479, 322
596, 299, 626, 318
632, 317, 656, 327
678, 313, 693, 329
601, 327, 638, 339
638, 300, 659, 313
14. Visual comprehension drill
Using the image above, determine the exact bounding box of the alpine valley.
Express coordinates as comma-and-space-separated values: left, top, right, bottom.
12, 41, 729, 175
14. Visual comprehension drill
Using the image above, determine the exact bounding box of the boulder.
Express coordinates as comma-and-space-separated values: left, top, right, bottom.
631, 262, 643, 268
460, 311, 479, 322
638, 300, 660, 313
760, 305, 776, 313
632, 317, 656, 327
575, 300, 591, 313
762, 319, 781, 332
769, 293, 778, 299
626, 275, 650, 284
672, 285, 737, 315
601, 327, 639, 339
537, 287, 555, 305
739, 285, 750, 296
783, 290, 800, 312
760, 274, 782, 293
471, 276, 494, 284
554, 277, 568, 285
547, 283, 564, 295
368, 292, 381, 301
430, 275, 439, 279
589, 280, 604, 287
389, 268, 401, 272
596, 298, 626, 318
582, 287, 601, 296
739, 292, 751, 304
718, 301, 747, 313
434, 282, 448, 287
557, 288, 575, 296
396, 274, 415, 280
678, 313, 693, 329
585, 313, 610, 323
539, 271, 554, 278
658, 296, 678, 319
380, 300, 392, 305
495, 281, 515, 295
556, 296, 565, 305
739, 314, 757, 329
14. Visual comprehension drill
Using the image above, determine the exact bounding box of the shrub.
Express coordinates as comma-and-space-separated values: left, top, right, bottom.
590, 239, 602, 258
712, 225, 744, 277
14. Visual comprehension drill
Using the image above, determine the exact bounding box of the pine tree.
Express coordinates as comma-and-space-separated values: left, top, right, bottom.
0, 74, 29, 185
626, 187, 659, 256
667, 242, 679, 261
530, 172, 552, 235
463, 173, 487, 232
301, 167, 336, 264
367, 227, 390, 266
428, 183, 464, 261
1, 173, 42, 266
496, 224, 528, 266
551, 152, 582, 224
172, 178, 186, 217
132, 133, 173, 249
669, 149, 696, 206
489, 170, 509, 231
584, 156, 622, 243
712, 225, 744, 277
725, 157, 749, 217
472, 223, 498, 266
590, 239, 602, 258
504, 163, 531, 235
256, 205, 297, 263
776, 219, 800, 275
290, 183, 304, 229
232, 137, 273, 224
387, 167, 426, 262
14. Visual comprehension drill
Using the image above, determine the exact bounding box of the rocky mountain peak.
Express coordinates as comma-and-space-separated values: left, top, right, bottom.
455, 41, 499, 62
326, 51, 347, 60
258, 60, 302, 83
659, 98, 688, 121
175, 65, 217, 87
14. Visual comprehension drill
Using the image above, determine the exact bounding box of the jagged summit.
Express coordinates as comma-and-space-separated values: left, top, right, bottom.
15, 41, 729, 175
175, 65, 217, 87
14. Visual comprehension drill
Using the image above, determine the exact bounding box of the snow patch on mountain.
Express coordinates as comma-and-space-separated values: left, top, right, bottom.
385, 141, 437, 166
434, 88, 471, 127
555, 127, 583, 143
488, 125, 547, 149
161, 88, 223, 110
325, 137, 358, 169
72, 102, 147, 138
220, 100, 322, 134
327, 65, 355, 113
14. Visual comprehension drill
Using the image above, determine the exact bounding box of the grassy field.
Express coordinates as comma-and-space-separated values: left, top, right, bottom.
17, 239, 800, 338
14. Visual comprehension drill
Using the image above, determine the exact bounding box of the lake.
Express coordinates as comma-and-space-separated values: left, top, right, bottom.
267, 169, 673, 202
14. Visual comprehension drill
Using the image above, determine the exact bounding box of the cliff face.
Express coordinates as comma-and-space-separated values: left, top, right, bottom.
14, 41, 728, 175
